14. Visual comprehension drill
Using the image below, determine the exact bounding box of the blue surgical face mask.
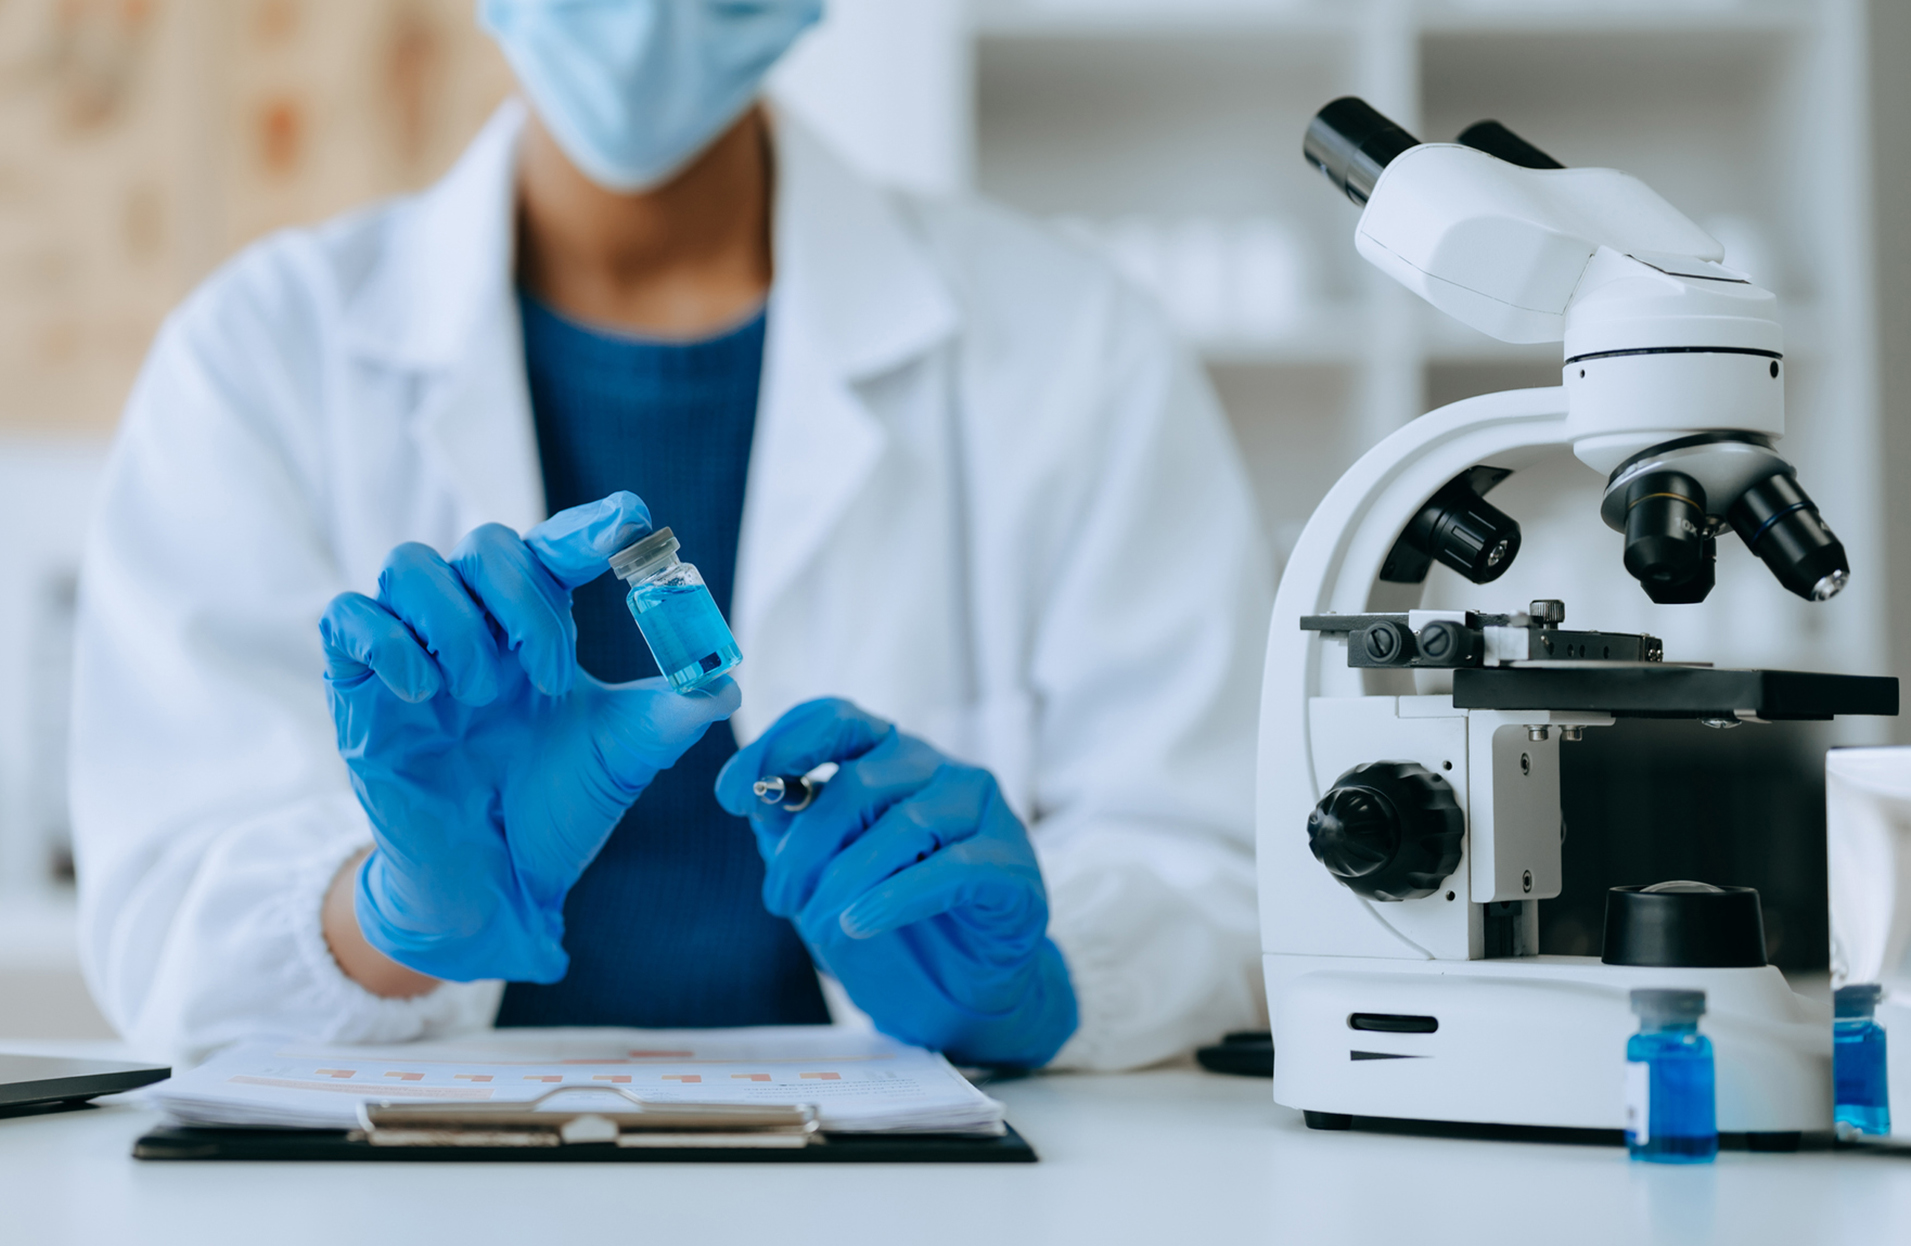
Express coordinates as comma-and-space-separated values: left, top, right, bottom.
479, 0, 822, 192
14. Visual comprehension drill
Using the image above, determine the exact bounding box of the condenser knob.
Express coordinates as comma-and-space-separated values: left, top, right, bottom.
1306, 761, 1465, 902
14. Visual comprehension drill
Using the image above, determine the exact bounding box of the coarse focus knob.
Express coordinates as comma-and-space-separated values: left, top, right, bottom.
1307, 762, 1465, 902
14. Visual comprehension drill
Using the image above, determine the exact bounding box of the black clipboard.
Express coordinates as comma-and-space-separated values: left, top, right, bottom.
133, 1122, 1036, 1163
133, 1084, 1035, 1162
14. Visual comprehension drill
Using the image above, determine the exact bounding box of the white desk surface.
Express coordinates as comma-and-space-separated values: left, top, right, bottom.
3, 1048, 1910, 1246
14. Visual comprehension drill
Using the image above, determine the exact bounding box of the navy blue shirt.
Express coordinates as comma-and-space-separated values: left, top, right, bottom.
497, 293, 828, 1028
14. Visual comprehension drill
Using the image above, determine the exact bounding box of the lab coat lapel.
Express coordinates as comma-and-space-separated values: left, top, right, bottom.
733, 114, 959, 651
413, 305, 545, 535
343, 100, 546, 536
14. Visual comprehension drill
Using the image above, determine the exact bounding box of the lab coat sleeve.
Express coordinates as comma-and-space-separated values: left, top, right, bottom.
1015, 283, 1273, 1072
71, 241, 501, 1063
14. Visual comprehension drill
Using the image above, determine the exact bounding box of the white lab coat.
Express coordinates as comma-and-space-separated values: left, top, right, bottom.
71, 102, 1273, 1068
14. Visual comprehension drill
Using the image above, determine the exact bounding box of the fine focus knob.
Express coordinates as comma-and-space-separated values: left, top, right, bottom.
1307, 762, 1465, 902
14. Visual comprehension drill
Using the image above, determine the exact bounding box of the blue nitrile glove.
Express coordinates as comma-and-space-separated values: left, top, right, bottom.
320, 492, 739, 983
715, 699, 1078, 1067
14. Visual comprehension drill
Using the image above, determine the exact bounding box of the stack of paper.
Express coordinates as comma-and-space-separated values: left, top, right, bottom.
149, 1026, 1007, 1135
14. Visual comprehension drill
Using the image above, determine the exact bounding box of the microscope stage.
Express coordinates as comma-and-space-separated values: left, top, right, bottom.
1450, 664, 1897, 721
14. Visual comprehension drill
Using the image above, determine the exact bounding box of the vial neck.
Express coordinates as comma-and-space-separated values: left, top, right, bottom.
624, 552, 682, 584
1638, 1020, 1699, 1036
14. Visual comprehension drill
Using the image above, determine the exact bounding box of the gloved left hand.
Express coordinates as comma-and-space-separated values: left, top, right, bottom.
715, 699, 1078, 1067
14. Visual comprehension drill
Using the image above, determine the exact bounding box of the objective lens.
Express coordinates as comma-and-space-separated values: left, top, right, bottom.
1621, 471, 1709, 592
1727, 472, 1849, 602
1304, 97, 1420, 207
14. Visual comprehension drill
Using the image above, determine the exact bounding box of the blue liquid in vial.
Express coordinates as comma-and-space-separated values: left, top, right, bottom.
1835, 1017, 1891, 1137
1626, 1028, 1718, 1164
626, 582, 742, 693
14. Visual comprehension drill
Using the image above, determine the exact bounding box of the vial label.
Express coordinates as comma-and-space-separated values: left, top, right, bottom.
1625, 1060, 1650, 1145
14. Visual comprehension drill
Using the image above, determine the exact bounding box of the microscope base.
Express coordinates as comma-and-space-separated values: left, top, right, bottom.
1265, 953, 1830, 1133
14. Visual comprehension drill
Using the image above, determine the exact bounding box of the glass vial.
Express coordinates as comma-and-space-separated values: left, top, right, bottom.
1625, 988, 1718, 1164
1834, 983, 1891, 1139
609, 526, 742, 694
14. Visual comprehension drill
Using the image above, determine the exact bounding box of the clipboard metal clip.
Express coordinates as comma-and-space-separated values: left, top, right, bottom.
354, 1085, 823, 1149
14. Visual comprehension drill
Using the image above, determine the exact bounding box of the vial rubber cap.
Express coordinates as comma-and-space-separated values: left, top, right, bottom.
1631, 988, 1706, 1023
1835, 983, 1885, 1019
609, 526, 680, 583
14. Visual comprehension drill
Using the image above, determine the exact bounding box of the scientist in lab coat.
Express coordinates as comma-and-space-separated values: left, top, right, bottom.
70, 0, 1272, 1067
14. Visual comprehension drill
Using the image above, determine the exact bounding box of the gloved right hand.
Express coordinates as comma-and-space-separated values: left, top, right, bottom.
318, 492, 739, 983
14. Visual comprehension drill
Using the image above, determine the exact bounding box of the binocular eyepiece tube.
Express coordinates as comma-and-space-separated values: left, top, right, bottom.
1304, 98, 1421, 207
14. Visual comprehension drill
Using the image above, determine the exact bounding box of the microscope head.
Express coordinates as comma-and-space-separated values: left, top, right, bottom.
1305, 97, 1851, 606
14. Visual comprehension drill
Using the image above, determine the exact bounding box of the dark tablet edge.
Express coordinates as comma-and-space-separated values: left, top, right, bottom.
0, 1065, 170, 1113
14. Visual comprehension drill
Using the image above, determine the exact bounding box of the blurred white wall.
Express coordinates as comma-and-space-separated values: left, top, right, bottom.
0, 440, 108, 1037
769, 0, 971, 193
1872, 0, 1911, 747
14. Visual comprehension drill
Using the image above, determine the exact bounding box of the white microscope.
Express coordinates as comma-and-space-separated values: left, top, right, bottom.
1259, 99, 1898, 1142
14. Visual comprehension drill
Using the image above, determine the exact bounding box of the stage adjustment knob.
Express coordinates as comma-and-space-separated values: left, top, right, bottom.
1307, 762, 1465, 902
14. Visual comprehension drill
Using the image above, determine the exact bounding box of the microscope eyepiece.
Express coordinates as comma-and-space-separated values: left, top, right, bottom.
1454, 120, 1564, 171
1304, 97, 1420, 207
1727, 471, 1850, 602
1620, 471, 1712, 602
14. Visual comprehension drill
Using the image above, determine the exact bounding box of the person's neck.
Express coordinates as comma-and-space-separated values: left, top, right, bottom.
515, 107, 773, 339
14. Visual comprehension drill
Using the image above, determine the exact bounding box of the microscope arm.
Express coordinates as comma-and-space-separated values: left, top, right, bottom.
1256, 385, 1578, 960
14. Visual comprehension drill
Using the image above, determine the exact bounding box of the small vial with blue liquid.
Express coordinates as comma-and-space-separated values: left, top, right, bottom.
610, 526, 742, 694
1834, 982, 1891, 1140
1624, 988, 1718, 1164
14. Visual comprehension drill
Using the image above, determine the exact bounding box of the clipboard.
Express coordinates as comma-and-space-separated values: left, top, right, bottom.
133, 1085, 1037, 1163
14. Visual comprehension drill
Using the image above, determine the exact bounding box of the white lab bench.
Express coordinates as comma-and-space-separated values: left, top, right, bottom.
3, 1047, 1909, 1246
